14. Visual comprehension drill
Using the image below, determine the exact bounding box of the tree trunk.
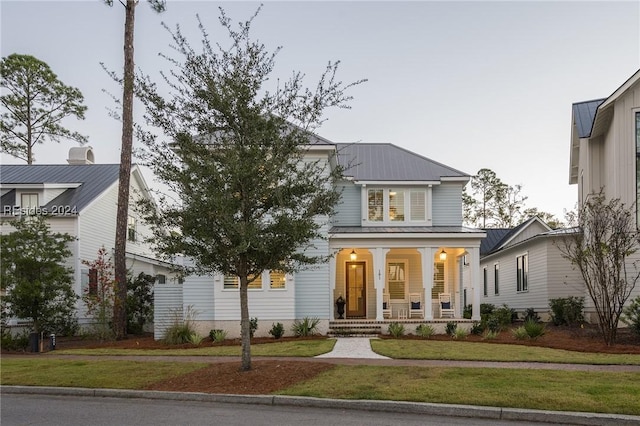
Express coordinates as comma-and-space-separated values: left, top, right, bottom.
239, 275, 251, 371
113, 0, 136, 340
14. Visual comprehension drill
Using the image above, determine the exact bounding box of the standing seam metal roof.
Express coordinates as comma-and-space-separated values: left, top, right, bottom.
336, 143, 469, 181
0, 164, 121, 213
572, 99, 605, 139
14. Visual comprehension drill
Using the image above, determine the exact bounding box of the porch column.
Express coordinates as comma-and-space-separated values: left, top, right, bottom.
418, 247, 434, 320
329, 253, 337, 320
373, 247, 390, 321
469, 246, 481, 321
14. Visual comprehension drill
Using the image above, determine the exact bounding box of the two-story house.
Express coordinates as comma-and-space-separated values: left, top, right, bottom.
569, 68, 640, 320
157, 140, 486, 338
0, 147, 178, 326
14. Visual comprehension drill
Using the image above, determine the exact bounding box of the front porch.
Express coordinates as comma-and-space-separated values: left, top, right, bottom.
329, 244, 482, 322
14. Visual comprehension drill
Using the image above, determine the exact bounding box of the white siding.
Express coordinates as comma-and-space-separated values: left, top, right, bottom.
153, 283, 183, 340
432, 183, 463, 226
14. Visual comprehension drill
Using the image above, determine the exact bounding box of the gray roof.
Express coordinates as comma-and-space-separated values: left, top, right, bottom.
480, 228, 512, 256
0, 164, 121, 213
331, 226, 484, 234
336, 143, 468, 182
572, 99, 605, 138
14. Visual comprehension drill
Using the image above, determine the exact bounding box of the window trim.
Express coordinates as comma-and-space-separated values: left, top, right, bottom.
387, 259, 408, 301
516, 253, 529, 292
482, 266, 488, 297
363, 187, 430, 225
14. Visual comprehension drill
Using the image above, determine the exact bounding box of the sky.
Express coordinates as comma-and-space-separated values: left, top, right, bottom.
1, 1, 639, 221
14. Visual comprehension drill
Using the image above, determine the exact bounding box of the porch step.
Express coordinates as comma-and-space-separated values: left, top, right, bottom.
328, 320, 383, 337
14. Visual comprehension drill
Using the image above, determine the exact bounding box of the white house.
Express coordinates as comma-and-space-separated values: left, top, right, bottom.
478, 217, 584, 319
157, 139, 486, 338
0, 147, 177, 326
569, 68, 640, 320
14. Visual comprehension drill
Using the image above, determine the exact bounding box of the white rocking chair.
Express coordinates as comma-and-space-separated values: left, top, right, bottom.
439, 293, 455, 318
382, 292, 392, 319
409, 292, 424, 318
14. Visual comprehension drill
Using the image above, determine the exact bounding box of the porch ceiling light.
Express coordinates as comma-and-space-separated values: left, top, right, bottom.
439, 249, 447, 261
350, 250, 357, 261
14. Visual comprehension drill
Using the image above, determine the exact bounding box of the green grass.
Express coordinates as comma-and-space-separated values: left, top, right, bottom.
53, 339, 336, 357
0, 359, 206, 389
279, 365, 640, 415
370, 339, 640, 365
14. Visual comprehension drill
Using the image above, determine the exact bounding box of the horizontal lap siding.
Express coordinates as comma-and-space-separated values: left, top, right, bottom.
183, 274, 215, 320
432, 183, 463, 226
154, 283, 183, 339
296, 228, 330, 319
546, 239, 585, 303
333, 183, 360, 226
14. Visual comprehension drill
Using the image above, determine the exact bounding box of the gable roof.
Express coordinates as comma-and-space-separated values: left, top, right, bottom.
0, 164, 121, 213
572, 99, 605, 139
336, 143, 469, 182
481, 217, 552, 257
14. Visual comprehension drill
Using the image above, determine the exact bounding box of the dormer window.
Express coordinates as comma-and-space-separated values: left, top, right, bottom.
127, 216, 137, 242
21, 193, 38, 209
365, 187, 429, 224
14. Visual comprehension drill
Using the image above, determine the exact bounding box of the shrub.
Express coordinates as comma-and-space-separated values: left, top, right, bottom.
209, 329, 227, 343
163, 306, 198, 345
492, 304, 516, 327
486, 316, 501, 333
388, 322, 405, 338
549, 297, 585, 326
0, 329, 30, 351
622, 296, 640, 336
524, 307, 541, 323
480, 303, 495, 320
523, 318, 545, 339
453, 327, 468, 340
269, 322, 285, 339
483, 329, 499, 340
187, 333, 204, 345
249, 317, 258, 338
445, 321, 457, 336
470, 321, 484, 335
415, 323, 435, 338
126, 272, 154, 335
292, 317, 320, 337
512, 326, 529, 340
463, 304, 472, 319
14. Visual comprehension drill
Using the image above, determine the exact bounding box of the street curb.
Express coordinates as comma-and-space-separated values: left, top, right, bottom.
3, 386, 640, 425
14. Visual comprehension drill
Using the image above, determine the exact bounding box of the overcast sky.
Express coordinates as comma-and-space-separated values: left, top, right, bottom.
1, 1, 639, 220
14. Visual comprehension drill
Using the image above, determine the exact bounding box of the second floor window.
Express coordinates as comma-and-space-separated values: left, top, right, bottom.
21, 193, 38, 209
127, 216, 137, 242
367, 188, 427, 224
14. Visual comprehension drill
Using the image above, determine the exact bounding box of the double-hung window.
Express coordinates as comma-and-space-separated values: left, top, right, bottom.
494, 263, 499, 295
431, 261, 445, 299
516, 254, 528, 292
368, 189, 384, 221
388, 261, 407, 300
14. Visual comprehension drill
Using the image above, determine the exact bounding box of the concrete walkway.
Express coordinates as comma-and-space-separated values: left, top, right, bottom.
315, 337, 389, 359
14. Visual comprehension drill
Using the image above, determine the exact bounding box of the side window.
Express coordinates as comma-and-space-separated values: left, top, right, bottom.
483, 267, 488, 297
494, 263, 499, 295
269, 270, 286, 289
224, 275, 239, 290
516, 254, 528, 292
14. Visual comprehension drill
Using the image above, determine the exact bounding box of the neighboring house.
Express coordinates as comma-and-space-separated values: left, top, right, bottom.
479, 217, 584, 319
569, 68, 640, 320
160, 140, 486, 338
0, 147, 177, 326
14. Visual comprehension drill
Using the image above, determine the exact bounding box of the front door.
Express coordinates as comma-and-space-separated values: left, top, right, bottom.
346, 262, 366, 317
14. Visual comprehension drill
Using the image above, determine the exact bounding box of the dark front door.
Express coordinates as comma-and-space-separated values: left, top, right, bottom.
346, 262, 366, 317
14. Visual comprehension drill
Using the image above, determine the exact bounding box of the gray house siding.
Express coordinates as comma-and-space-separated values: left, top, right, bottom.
295, 221, 331, 318
432, 183, 463, 226
333, 182, 361, 226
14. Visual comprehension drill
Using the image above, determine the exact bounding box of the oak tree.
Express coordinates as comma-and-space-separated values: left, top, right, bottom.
136, 7, 364, 370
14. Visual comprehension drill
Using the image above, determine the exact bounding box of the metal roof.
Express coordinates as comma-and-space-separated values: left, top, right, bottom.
336, 143, 469, 182
572, 99, 605, 139
480, 228, 512, 256
0, 164, 121, 213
